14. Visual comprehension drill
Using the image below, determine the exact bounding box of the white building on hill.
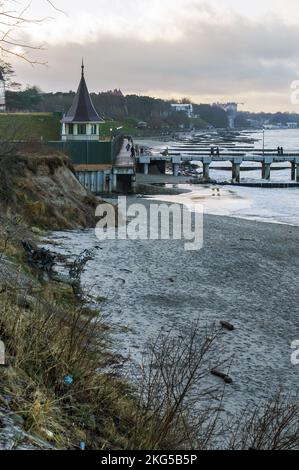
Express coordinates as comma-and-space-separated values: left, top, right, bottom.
171, 103, 193, 118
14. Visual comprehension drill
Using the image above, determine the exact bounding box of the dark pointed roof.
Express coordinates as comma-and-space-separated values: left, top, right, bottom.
63, 62, 103, 123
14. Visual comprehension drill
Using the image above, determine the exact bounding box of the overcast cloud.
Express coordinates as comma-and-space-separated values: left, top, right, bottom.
7, 0, 299, 111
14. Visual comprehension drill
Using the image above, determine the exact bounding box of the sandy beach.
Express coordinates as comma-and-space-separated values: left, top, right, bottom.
43, 195, 299, 420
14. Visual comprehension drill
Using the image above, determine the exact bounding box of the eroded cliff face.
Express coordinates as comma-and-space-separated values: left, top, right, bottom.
0, 152, 98, 229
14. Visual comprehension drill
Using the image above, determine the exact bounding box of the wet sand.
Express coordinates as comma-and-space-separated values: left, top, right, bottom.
43, 196, 299, 419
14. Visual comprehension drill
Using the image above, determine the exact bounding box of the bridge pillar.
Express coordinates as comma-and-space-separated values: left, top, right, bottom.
131, 174, 137, 193
262, 163, 266, 179
202, 157, 212, 181
203, 163, 210, 181
232, 163, 241, 183
291, 161, 296, 181
109, 176, 113, 193
143, 163, 149, 175
264, 163, 271, 180
232, 158, 242, 183
112, 173, 118, 192
172, 157, 181, 177
262, 157, 273, 181
173, 163, 179, 176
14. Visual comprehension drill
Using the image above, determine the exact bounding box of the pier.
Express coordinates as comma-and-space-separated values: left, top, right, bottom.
137, 152, 299, 183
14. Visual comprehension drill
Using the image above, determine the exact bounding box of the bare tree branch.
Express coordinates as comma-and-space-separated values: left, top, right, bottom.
0, 0, 64, 63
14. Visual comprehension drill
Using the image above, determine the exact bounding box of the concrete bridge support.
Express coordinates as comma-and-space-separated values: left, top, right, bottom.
203, 163, 210, 180
232, 163, 241, 183
262, 163, 266, 179
131, 174, 137, 193
112, 173, 118, 192
171, 157, 181, 177
202, 157, 212, 181
291, 161, 296, 181
143, 163, 149, 175
232, 158, 243, 183
264, 163, 271, 180
172, 163, 179, 176
262, 157, 273, 181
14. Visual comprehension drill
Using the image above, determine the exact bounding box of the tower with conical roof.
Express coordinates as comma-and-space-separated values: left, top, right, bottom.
61, 61, 104, 141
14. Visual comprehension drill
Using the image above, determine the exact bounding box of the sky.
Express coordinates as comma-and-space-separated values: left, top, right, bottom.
4, 0, 299, 112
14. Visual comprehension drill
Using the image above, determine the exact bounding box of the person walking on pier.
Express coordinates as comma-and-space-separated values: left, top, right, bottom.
131, 146, 136, 159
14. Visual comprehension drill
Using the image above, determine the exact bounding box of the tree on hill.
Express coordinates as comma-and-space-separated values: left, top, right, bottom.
6, 86, 42, 111
194, 104, 228, 128
0, 62, 21, 90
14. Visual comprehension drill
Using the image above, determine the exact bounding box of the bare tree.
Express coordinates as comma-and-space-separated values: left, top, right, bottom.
129, 323, 228, 450
0, 0, 64, 64
224, 393, 299, 450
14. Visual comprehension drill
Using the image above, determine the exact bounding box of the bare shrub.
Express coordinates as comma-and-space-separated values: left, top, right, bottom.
224, 393, 299, 450
128, 323, 227, 449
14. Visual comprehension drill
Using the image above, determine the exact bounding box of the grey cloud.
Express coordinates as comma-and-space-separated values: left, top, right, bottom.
12, 13, 299, 110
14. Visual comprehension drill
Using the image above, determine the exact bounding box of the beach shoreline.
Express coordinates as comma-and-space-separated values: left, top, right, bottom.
42, 196, 299, 419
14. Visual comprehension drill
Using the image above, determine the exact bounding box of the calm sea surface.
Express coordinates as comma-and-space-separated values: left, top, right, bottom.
137, 129, 299, 226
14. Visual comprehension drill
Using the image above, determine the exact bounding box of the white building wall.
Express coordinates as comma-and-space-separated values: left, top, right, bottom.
0, 80, 6, 112
61, 122, 100, 141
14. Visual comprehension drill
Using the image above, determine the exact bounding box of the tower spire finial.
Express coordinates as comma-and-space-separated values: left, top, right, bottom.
81, 58, 84, 77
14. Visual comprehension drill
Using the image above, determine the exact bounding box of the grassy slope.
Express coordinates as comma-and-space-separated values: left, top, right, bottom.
0, 114, 61, 141
0, 150, 139, 449
99, 118, 139, 139
0, 238, 138, 449
0, 151, 161, 450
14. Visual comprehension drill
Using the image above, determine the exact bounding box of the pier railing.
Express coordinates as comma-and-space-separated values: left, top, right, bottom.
136, 152, 299, 183
111, 133, 124, 164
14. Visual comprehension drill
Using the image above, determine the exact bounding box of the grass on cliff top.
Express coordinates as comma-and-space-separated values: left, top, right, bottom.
99, 118, 138, 139
0, 113, 61, 141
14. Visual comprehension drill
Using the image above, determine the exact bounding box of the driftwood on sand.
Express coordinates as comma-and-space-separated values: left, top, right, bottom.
211, 369, 233, 384
22, 240, 94, 298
